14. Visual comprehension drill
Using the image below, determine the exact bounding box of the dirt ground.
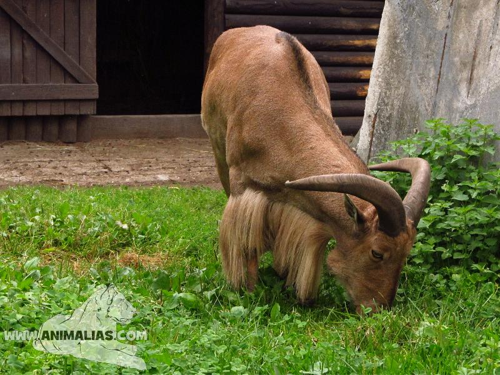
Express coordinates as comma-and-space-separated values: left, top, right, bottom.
0, 138, 222, 189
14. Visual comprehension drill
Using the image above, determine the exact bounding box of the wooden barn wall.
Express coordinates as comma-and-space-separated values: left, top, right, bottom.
206, 0, 385, 135
0, 0, 96, 142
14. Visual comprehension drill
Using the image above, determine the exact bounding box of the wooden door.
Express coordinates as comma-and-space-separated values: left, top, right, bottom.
204, 0, 384, 135
0, 0, 97, 117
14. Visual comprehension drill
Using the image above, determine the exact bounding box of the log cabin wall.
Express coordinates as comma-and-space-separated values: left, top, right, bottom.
205, 0, 384, 135
0, 0, 97, 142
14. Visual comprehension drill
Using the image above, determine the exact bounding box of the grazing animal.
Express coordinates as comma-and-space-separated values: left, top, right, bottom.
201, 26, 430, 312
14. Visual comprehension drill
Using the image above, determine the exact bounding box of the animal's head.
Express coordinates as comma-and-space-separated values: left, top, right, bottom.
286, 158, 431, 313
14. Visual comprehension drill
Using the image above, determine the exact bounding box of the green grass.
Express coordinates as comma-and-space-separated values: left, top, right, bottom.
0, 186, 498, 374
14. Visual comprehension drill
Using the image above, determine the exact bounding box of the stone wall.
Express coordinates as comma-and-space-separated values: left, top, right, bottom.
356, 0, 500, 162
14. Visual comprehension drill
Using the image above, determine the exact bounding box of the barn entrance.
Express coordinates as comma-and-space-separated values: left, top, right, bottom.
96, 1, 205, 115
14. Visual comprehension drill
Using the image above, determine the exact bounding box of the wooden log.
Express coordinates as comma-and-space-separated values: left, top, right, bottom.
79, 0, 97, 114
225, 15, 380, 34
335, 116, 363, 135
9, 117, 26, 139
0, 8, 11, 116
296, 34, 377, 51
10, 0, 24, 116
312, 51, 374, 66
59, 115, 77, 143
0, 117, 9, 141
322, 67, 371, 81
64, 0, 80, 114
50, 0, 65, 115
225, 0, 384, 18
205, 0, 225, 71
42, 116, 59, 142
22, 0, 37, 115
331, 100, 366, 116
25, 117, 43, 141
77, 115, 92, 142
36, 0, 52, 115
329, 83, 368, 99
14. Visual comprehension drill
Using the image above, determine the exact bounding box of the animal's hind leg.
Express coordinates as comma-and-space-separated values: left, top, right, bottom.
201, 115, 231, 196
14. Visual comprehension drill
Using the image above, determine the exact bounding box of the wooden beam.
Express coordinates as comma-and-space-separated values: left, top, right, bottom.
8, 116, 25, 139
331, 100, 366, 116
312, 51, 374, 66
77, 115, 92, 142
322, 66, 371, 81
0, 117, 8, 141
26, 117, 43, 141
50, 0, 65, 115
205, 0, 225, 71
36, 0, 52, 115
64, 0, 81, 114
0, 7, 11, 115
226, 14, 380, 34
10, 0, 23, 116
0, 84, 98, 100
335, 116, 363, 135
225, 0, 384, 18
86, 115, 207, 140
296, 34, 377, 51
79, 0, 97, 114
0, 0, 95, 84
329, 82, 369, 99
59, 115, 77, 143
42, 116, 59, 142
22, 0, 37, 115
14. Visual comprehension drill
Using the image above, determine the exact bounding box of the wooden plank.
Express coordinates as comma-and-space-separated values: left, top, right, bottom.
10, 0, 23, 115
296, 34, 377, 51
0, 84, 98, 100
225, 0, 384, 18
0, 117, 9, 141
87, 115, 207, 140
42, 116, 58, 141
79, 0, 96, 114
322, 66, 371, 81
36, 0, 52, 115
50, 0, 65, 114
0, 8, 12, 116
76, 115, 91, 142
0, 0, 95, 84
312, 51, 374, 66
226, 15, 380, 35
329, 82, 368, 99
59, 115, 77, 142
8, 116, 25, 139
331, 100, 365, 116
64, 0, 80, 114
335, 116, 363, 135
205, 0, 225, 71
22, 0, 37, 115
25, 116, 43, 140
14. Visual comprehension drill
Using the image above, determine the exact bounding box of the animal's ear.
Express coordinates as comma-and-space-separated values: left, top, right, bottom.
344, 194, 365, 227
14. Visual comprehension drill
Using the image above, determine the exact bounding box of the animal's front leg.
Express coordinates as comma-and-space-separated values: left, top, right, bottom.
246, 255, 259, 291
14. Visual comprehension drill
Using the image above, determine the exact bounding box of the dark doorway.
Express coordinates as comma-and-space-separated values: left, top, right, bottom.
96, 1, 204, 115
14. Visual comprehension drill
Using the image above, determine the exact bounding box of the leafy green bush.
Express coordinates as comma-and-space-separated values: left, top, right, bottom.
373, 119, 500, 280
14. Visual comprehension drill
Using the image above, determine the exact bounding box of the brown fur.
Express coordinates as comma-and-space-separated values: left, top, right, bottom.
202, 26, 419, 311
219, 189, 331, 302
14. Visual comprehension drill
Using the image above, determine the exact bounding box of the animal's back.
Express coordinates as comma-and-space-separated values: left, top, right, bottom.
202, 26, 360, 197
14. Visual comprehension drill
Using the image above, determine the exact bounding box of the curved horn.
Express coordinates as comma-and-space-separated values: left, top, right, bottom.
369, 158, 431, 227
285, 174, 406, 237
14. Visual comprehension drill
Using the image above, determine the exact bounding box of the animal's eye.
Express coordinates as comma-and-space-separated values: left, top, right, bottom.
371, 250, 384, 260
